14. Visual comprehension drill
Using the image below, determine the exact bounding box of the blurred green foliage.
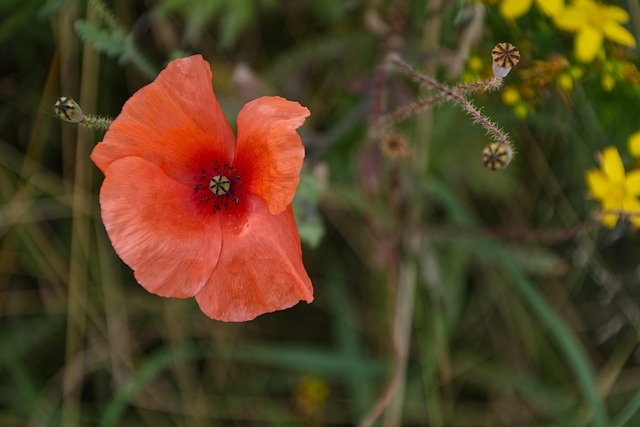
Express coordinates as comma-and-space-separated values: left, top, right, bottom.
2, 0, 640, 426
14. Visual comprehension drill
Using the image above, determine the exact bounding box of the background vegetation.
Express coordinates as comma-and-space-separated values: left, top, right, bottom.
2, 0, 640, 425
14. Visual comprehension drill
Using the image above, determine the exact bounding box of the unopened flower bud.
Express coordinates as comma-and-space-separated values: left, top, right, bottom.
53, 96, 85, 123
491, 43, 520, 79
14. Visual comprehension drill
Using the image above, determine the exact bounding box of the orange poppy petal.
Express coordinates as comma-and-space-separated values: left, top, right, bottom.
91, 55, 236, 185
100, 156, 222, 298
234, 96, 310, 215
196, 196, 313, 321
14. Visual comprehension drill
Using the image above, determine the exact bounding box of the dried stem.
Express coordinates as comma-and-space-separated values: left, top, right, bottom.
378, 78, 503, 132
371, 37, 394, 133
358, 259, 416, 427
387, 54, 514, 157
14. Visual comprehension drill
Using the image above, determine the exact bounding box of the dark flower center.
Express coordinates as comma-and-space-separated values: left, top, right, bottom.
194, 161, 246, 211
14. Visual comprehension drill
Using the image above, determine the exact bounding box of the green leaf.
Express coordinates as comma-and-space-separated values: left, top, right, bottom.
293, 168, 325, 248
74, 19, 128, 62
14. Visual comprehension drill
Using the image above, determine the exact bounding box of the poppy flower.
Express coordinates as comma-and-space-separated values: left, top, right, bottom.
91, 55, 313, 322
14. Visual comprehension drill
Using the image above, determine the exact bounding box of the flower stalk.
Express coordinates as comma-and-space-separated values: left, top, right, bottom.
377, 78, 504, 132
53, 96, 113, 132
387, 53, 516, 170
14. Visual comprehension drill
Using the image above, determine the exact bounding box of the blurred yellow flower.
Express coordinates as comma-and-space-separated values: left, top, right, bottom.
554, 0, 636, 63
513, 103, 529, 119
294, 375, 329, 421
467, 55, 484, 72
568, 65, 584, 80
499, 0, 564, 20
601, 73, 616, 91
586, 146, 640, 227
462, 55, 485, 83
501, 86, 521, 105
556, 73, 574, 91
628, 131, 640, 158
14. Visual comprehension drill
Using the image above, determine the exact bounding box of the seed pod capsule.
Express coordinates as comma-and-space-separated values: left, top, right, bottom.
491, 43, 520, 78
482, 142, 513, 171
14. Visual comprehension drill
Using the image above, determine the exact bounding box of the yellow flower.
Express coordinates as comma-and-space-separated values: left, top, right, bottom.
568, 65, 584, 80
601, 73, 616, 91
554, 0, 636, 63
501, 86, 521, 105
467, 55, 484, 72
556, 72, 574, 91
499, 0, 564, 20
628, 131, 640, 158
513, 102, 529, 119
586, 146, 640, 227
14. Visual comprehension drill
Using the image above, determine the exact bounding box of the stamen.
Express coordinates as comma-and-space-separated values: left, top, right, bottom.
193, 160, 246, 211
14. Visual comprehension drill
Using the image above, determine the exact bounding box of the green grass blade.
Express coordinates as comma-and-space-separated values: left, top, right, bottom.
429, 180, 608, 427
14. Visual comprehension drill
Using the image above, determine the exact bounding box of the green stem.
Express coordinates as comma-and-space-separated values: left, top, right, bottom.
610, 387, 640, 427
80, 114, 112, 131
